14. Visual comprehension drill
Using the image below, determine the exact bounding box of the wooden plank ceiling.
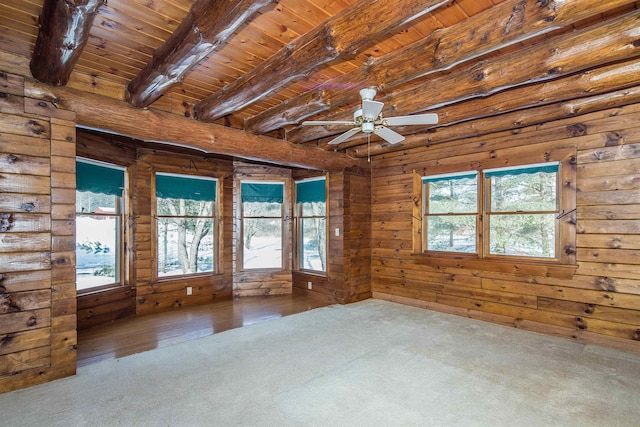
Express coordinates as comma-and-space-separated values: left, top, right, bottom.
1, 0, 639, 160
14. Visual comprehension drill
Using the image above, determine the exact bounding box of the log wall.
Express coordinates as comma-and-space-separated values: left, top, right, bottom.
371, 103, 640, 354
0, 71, 77, 392
293, 168, 372, 303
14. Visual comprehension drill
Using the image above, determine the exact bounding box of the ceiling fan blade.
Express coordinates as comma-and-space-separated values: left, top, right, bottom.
374, 126, 405, 144
362, 99, 384, 120
384, 113, 439, 126
328, 128, 361, 145
301, 120, 355, 126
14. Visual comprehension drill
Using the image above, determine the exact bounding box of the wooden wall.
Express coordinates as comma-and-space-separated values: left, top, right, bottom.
293, 168, 372, 303
371, 103, 640, 354
0, 71, 77, 392
75, 131, 235, 321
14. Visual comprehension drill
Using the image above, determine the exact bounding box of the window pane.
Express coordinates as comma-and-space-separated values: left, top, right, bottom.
427, 215, 476, 253
489, 214, 556, 257
243, 218, 282, 269
76, 190, 117, 212
243, 201, 282, 217
490, 171, 556, 212
301, 201, 326, 217
157, 217, 214, 276
157, 198, 212, 217
301, 217, 326, 271
76, 215, 118, 290
427, 176, 477, 214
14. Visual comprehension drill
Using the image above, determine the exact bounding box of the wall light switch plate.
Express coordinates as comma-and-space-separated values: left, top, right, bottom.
335, 227, 340, 236
186, 286, 193, 295
307, 281, 312, 290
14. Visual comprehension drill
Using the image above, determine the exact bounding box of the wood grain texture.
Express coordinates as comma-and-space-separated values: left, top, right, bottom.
30, 0, 106, 86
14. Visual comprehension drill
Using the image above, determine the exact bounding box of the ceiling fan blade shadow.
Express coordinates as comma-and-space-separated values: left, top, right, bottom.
362, 100, 384, 120
374, 126, 405, 144
301, 120, 355, 126
329, 127, 362, 145
385, 113, 439, 126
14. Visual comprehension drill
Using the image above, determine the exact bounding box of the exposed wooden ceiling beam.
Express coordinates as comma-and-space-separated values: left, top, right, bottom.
288, 9, 640, 144
360, 84, 640, 161
246, 0, 635, 134
349, 58, 640, 157
24, 81, 362, 171
193, 0, 452, 123
125, 0, 277, 108
30, 0, 106, 86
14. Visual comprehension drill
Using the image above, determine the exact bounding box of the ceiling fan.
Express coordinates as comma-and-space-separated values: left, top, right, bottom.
301, 88, 438, 145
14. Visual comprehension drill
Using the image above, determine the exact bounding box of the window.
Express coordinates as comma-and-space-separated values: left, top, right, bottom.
485, 164, 558, 258
75, 159, 125, 291
155, 173, 217, 277
422, 162, 564, 261
423, 171, 478, 253
241, 181, 284, 269
295, 177, 327, 272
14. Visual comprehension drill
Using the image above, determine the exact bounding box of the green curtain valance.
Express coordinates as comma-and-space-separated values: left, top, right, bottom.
76, 160, 124, 196
296, 178, 326, 203
422, 171, 477, 184
241, 182, 284, 203
485, 163, 559, 179
156, 173, 216, 201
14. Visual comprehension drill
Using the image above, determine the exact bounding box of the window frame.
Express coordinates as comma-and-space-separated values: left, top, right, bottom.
75, 157, 127, 294
413, 148, 577, 278
294, 176, 328, 274
153, 172, 220, 280
239, 179, 286, 271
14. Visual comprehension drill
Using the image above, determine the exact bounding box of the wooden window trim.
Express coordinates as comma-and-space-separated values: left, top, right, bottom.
412, 147, 577, 279
152, 171, 222, 281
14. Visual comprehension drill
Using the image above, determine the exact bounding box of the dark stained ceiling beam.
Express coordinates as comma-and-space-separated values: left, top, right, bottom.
246, 0, 636, 134
30, 0, 106, 86
349, 58, 640, 157
24, 82, 362, 172
193, 0, 452, 123
125, 0, 277, 108
288, 9, 640, 144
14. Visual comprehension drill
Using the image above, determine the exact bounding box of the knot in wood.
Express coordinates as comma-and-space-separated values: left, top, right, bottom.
21, 202, 36, 212
6, 154, 18, 164
0, 212, 14, 232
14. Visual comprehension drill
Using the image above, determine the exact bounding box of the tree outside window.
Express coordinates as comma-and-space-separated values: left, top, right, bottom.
156, 173, 217, 277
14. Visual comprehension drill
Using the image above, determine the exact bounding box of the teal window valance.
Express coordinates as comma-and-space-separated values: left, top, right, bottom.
76, 159, 124, 196
296, 178, 326, 203
241, 182, 284, 203
422, 171, 477, 184
485, 163, 559, 179
156, 173, 216, 201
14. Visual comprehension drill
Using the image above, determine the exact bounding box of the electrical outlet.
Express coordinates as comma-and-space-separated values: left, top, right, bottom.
307, 281, 312, 290
186, 286, 193, 295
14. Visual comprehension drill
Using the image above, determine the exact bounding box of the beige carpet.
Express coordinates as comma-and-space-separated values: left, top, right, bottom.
1, 299, 639, 426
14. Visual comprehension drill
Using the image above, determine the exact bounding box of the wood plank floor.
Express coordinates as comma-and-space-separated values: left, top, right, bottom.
77, 293, 332, 367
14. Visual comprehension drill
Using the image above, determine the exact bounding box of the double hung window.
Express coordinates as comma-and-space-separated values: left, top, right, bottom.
75, 159, 125, 291
241, 181, 284, 269
295, 177, 327, 272
155, 173, 217, 277
422, 162, 563, 261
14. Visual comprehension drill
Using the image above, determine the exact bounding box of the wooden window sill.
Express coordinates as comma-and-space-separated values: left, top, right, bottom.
411, 254, 577, 279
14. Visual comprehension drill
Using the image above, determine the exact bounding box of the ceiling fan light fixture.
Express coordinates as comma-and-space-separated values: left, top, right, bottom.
362, 121, 375, 133
359, 87, 377, 101
302, 87, 439, 146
